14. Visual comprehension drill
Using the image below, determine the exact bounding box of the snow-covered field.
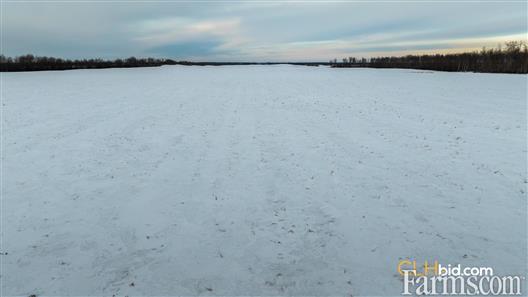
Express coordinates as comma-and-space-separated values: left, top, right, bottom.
1, 65, 526, 296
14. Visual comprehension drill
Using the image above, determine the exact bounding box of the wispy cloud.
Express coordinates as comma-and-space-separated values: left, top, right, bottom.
131, 17, 249, 59
135, 18, 242, 45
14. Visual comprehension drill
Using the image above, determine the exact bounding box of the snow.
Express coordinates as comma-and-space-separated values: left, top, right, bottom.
1, 65, 526, 296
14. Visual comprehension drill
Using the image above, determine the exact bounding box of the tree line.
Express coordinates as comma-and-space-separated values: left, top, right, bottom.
0, 55, 176, 72
0, 55, 327, 72
331, 41, 528, 74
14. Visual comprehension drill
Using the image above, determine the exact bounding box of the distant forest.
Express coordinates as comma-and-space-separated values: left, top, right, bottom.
331, 41, 527, 74
1, 41, 527, 73
0, 56, 323, 72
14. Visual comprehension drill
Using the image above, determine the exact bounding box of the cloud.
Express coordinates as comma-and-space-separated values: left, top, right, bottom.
129, 17, 249, 59
135, 18, 241, 44
147, 40, 225, 57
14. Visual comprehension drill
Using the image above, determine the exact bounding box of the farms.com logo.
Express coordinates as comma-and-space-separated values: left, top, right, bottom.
397, 260, 525, 295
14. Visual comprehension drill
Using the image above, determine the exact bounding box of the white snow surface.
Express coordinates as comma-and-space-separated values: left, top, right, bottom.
1, 65, 527, 296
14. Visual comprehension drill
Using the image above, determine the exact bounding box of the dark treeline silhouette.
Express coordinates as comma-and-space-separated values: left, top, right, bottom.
331, 41, 528, 74
0, 55, 328, 72
0, 55, 174, 72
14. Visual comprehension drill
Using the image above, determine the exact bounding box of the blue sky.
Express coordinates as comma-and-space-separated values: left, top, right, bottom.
2, 1, 527, 61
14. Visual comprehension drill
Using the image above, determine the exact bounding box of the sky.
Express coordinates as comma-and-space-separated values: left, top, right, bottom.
1, 1, 527, 62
